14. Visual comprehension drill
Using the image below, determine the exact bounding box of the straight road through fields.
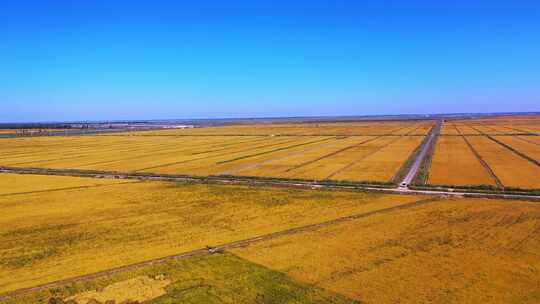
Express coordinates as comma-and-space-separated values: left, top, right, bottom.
399, 120, 442, 188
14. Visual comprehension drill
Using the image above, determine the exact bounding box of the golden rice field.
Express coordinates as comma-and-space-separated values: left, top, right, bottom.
4, 172, 538, 303
522, 136, 540, 145
0, 122, 430, 183
0, 173, 426, 294
494, 136, 540, 162
439, 123, 461, 135
453, 124, 481, 135
428, 136, 496, 186
328, 136, 423, 182
2, 117, 540, 304
233, 197, 540, 304
429, 115, 540, 189
466, 136, 540, 189
445, 115, 540, 135
0, 173, 134, 195
132, 120, 435, 136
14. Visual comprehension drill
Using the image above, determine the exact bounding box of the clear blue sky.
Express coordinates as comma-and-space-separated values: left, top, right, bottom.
1, 1, 539, 122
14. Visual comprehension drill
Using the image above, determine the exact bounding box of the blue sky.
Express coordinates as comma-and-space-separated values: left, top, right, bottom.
1, 1, 539, 122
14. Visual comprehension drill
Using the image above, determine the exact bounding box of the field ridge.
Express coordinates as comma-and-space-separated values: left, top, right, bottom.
461, 135, 504, 188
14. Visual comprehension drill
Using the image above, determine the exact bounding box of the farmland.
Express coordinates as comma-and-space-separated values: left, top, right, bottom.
494, 136, 540, 162
0, 173, 426, 294
443, 115, 540, 135
1, 116, 538, 190
233, 197, 540, 303
428, 136, 497, 186
466, 136, 540, 189
0, 120, 433, 184
130, 120, 434, 136
1, 116, 540, 303
3, 0, 540, 301
1, 172, 539, 303
4, 253, 356, 304
425, 115, 540, 190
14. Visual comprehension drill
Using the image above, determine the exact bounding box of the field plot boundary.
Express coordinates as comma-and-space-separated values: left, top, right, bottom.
410, 183, 540, 196
487, 135, 540, 167
283, 136, 381, 173
2, 166, 540, 199
101, 133, 430, 137
219, 137, 344, 175
189, 136, 275, 155
514, 136, 540, 146
0, 166, 396, 190
501, 126, 538, 135
0, 197, 439, 301
0, 181, 137, 198
461, 136, 504, 188
216, 137, 337, 164
324, 136, 400, 180
131, 137, 297, 172
479, 124, 505, 134
20, 137, 264, 169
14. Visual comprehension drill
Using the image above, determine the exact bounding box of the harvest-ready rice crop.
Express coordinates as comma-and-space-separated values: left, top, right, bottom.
330, 136, 423, 182
0, 173, 426, 293
428, 136, 496, 186
407, 124, 434, 135
233, 197, 540, 304
519, 136, 540, 145
286, 136, 389, 180
446, 116, 540, 136
467, 136, 540, 188
440, 123, 461, 135
494, 136, 540, 162
218, 136, 372, 178
0, 173, 135, 195
143, 136, 333, 176
0, 125, 428, 182
127, 121, 435, 136
454, 125, 481, 135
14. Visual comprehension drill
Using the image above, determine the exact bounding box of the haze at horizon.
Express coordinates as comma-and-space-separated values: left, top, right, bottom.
1, 1, 539, 122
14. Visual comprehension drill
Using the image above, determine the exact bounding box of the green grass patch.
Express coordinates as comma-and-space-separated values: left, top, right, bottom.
3, 253, 358, 304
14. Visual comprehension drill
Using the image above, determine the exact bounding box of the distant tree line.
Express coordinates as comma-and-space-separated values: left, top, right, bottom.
0, 123, 73, 129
